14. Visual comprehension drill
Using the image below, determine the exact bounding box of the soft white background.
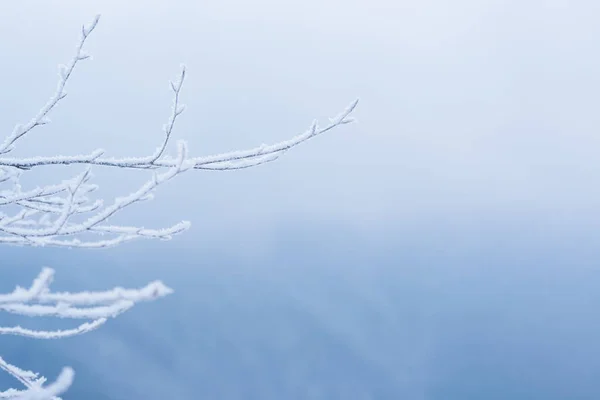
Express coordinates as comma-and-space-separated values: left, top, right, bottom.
2, 1, 600, 399
2, 1, 600, 234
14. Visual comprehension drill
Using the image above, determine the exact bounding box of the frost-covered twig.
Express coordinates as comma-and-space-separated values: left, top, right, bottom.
0, 15, 100, 156
0, 356, 73, 400
0, 98, 358, 171
0, 268, 172, 397
0, 14, 357, 249
0, 13, 358, 399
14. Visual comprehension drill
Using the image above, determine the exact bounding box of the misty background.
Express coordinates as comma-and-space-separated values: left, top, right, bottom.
2, 0, 600, 398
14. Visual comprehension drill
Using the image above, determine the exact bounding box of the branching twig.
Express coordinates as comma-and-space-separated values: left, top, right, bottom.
0, 13, 358, 399
0, 268, 172, 397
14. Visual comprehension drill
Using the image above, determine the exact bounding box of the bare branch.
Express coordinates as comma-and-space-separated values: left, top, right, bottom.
0, 267, 172, 397
0, 99, 359, 171
0, 13, 358, 399
0, 15, 101, 155
0, 356, 72, 400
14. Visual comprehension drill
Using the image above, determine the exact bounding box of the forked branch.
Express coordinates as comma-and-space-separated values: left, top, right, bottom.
0, 14, 357, 249
0, 267, 172, 398
0, 13, 358, 399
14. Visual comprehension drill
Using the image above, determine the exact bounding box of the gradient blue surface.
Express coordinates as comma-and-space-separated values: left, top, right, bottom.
2, 1, 600, 398
3, 219, 600, 399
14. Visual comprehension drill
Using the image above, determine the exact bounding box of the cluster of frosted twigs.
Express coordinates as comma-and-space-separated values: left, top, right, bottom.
0, 14, 357, 399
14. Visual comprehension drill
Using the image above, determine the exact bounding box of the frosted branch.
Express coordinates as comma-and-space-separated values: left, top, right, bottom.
0, 15, 100, 156
0, 13, 357, 249
0, 12, 359, 399
0, 355, 72, 400
0, 267, 172, 397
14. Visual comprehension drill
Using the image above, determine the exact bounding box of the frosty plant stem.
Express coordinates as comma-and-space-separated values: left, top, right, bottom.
0, 14, 358, 399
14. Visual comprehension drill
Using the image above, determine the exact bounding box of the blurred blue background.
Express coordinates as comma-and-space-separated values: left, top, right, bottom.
2, 0, 600, 398
4, 221, 600, 399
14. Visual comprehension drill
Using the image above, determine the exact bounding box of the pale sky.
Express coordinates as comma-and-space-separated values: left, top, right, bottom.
3, 3, 600, 398
1, 0, 600, 238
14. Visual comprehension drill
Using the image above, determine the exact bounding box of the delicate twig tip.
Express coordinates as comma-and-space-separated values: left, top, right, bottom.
78, 51, 91, 61
58, 64, 68, 80
82, 14, 101, 37
310, 120, 318, 135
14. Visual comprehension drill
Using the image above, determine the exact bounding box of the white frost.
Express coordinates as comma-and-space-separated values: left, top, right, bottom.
0, 12, 357, 399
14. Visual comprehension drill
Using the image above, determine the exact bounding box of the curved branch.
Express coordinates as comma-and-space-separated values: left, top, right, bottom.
0, 266, 173, 397
0, 13, 359, 399
0, 15, 100, 155
0, 99, 358, 171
